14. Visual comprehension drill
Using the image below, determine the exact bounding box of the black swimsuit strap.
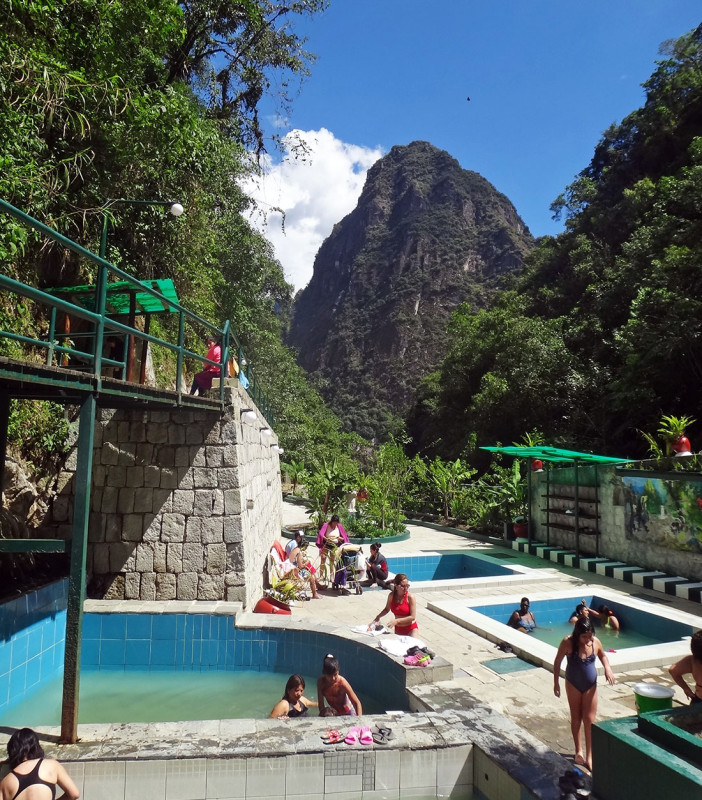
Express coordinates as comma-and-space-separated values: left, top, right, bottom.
11, 758, 55, 800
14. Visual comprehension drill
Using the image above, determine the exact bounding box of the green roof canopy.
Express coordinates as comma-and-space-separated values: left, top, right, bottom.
47, 279, 179, 316
480, 445, 632, 465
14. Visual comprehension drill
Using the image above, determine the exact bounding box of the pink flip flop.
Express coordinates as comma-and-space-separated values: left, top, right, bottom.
359, 726, 373, 745
345, 726, 361, 745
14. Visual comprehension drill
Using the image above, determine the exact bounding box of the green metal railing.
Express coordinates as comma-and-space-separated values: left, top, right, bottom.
0, 198, 273, 424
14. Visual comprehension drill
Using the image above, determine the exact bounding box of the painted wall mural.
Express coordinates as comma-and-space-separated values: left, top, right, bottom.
615, 473, 702, 552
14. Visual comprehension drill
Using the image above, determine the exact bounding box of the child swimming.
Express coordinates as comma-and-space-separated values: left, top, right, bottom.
316, 654, 362, 716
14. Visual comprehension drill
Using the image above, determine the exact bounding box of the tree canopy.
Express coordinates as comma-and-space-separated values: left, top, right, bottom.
0, 0, 348, 468
409, 24, 702, 460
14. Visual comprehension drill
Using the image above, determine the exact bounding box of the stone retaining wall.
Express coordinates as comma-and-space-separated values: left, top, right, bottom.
49, 386, 281, 607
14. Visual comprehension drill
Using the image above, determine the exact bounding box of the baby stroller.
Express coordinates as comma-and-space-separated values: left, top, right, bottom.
332, 544, 363, 595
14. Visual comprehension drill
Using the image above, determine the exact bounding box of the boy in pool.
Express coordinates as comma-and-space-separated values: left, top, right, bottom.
317, 654, 363, 716
669, 630, 702, 704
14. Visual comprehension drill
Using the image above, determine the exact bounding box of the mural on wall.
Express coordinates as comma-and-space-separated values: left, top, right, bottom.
615, 473, 702, 552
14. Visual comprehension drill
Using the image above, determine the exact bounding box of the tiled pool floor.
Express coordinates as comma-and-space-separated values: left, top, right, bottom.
282, 503, 702, 761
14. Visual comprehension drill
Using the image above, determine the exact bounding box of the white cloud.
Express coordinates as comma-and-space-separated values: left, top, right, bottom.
241, 128, 384, 292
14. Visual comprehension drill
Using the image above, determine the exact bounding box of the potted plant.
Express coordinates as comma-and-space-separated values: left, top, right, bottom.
485, 461, 528, 539
657, 414, 695, 457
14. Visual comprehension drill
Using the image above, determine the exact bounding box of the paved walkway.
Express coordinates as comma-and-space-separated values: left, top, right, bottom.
281, 502, 700, 762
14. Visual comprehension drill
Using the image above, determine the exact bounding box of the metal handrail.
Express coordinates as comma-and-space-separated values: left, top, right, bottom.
0, 198, 273, 424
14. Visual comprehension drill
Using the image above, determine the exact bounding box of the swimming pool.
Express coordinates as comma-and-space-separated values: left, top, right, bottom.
386, 549, 544, 591
469, 593, 692, 649
1, 591, 405, 725
428, 587, 702, 673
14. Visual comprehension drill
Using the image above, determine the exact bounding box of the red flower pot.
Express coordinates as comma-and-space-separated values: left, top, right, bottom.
672, 435, 692, 456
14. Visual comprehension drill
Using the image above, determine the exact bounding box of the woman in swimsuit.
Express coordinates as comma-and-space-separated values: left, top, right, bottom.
507, 597, 536, 633
0, 727, 80, 800
371, 573, 419, 638
553, 618, 615, 771
269, 674, 318, 719
317, 654, 362, 716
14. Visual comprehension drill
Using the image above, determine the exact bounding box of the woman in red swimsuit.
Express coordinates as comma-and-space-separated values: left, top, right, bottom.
1, 727, 79, 800
371, 573, 419, 637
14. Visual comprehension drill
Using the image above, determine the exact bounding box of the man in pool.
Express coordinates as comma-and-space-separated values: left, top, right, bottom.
568, 601, 590, 625
507, 597, 536, 633
669, 629, 702, 704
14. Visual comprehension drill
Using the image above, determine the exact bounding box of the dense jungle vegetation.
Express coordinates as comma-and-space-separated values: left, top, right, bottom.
2, 4, 702, 538
408, 23, 702, 464
0, 0, 358, 475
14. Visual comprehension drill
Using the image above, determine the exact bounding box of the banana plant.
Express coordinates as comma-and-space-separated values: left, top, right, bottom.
428, 458, 476, 521
281, 459, 308, 494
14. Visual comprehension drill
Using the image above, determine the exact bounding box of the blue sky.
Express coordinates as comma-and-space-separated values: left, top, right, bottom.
244, 2, 701, 291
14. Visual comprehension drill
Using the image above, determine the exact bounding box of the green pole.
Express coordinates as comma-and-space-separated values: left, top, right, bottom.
527, 461, 532, 548
60, 392, 96, 743
0, 393, 9, 508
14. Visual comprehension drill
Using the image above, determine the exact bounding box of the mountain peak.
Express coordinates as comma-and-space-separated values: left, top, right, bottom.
288, 141, 534, 440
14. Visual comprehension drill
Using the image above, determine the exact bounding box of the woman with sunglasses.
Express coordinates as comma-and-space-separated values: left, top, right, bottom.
370, 573, 419, 637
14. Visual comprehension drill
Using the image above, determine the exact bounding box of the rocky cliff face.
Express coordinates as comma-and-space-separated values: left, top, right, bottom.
288, 141, 534, 440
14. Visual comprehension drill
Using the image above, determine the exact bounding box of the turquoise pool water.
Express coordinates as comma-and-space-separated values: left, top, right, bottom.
387, 551, 517, 581
0, 670, 384, 726
470, 595, 694, 649
2, 599, 403, 724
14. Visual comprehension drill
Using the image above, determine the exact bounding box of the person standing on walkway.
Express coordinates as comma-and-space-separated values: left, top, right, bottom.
315, 514, 348, 582
370, 573, 419, 637
669, 629, 702, 704
1, 727, 80, 800
553, 618, 615, 771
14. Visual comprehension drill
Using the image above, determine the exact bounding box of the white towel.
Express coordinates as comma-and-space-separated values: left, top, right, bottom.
377, 636, 427, 657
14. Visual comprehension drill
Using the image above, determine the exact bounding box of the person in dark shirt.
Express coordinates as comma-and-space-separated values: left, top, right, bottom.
365, 542, 389, 587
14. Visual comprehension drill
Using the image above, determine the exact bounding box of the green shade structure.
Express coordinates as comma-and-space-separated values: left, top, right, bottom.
46, 278, 179, 316
480, 445, 632, 555
480, 445, 632, 465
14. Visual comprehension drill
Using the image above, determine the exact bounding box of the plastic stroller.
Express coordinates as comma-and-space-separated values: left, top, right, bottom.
332, 544, 363, 595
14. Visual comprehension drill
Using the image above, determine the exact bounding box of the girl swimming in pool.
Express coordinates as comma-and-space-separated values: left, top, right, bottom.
269, 674, 318, 719
317, 654, 362, 716
553, 618, 615, 771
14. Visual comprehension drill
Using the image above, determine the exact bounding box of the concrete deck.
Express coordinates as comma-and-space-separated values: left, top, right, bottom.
282, 502, 700, 762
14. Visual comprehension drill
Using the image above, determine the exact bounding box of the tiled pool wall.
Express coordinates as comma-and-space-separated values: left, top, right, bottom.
0, 719, 562, 800
2, 594, 409, 718
470, 594, 694, 640
386, 552, 516, 581
0, 579, 68, 716
82, 613, 409, 711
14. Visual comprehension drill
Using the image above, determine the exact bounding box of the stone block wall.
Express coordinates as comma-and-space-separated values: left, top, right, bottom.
50, 387, 281, 607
